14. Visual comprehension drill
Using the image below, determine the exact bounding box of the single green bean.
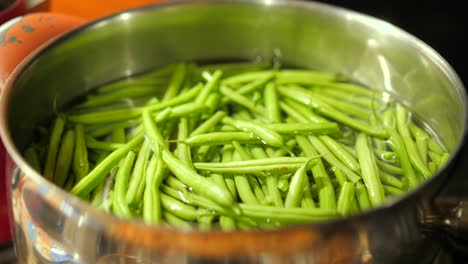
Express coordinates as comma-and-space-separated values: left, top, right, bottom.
161, 193, 198, 221
232, 151, 259, 205
176, 117, 192, 166
376, 160, 403, 175
219, 215, 237, 231
337, 182, 355, 216
162, 63, 186, 101
333, 168, 348, 186
125, 141, 151, 206
44, 115, 66, 180
190, 111, 226, 137
71, 134, 144, 198
285, 160, 315, 208
282, 99, 329, 123
355, 182, 371, 210
264, 122, 339, 136
53, 130, 75, 187
300, 181, 316, 208
355, 133, 385, 207
264, 82, 282, 123
85, 136, 126, 151
194, 157, 312, 174
223, 117, 284, 148
239, 204, 337, 223
113, 151, 136, 218
309, 91, 370, 120
383, 185, 404, 196
185, 132, 258, 146
73, 125, 89, 181
379, 171, 404, 189
163, 211, 192, 230
111, 127, 126, 144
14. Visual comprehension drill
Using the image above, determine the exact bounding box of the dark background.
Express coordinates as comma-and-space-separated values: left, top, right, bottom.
316, 0, 467, 88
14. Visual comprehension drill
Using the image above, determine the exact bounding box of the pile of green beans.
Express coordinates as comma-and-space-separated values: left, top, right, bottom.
23, 61, 449, 231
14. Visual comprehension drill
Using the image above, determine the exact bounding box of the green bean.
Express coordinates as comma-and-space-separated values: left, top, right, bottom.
379, 171, 404, 189
72, 125, 89, 181
113, 151, 136, 219
111, 128, 126, 144
264, 122, 339, 136
195, 70, 222, 104
319, 135, 360, 172
409, 122, 445, 155
198, 214, 215, 231
44, 115, 66, 180
221, 146, 237, 199
279, 86, 388, 139
295, 136, 336, 210
264, 82, 282, 123
163, 211, 192, 230
85, 136, 126, 151
63, 174, 75, 192
383, 185, 404, 196
194, 157, 313, 174
222, 71, 273, 86
369, 113, 387, 151
190, 111, 226, 137
337, 182, 355, 216
383, 110, 420, 189
355, 182, 371, 210
308, 136, 361, 182
68, 84, 202, 124
125, 141, 151, 206
232, 141, 252, 160
176, 117, 192, 166
165, 176, 187, 191
376, 160, 403, 175
279, 101, 310, 123
232, 151, 259, 205
374, 149, 398, 163
204, 92, 221, 116
285, 160, 315, 208
300, 182, 316, 208
239, 204, 336, 224
235, 72, 276, 95
355, 133, 385, 207
24, 147, 42, 172
282, 99, 329, 123
333, 168, 348, 186
161, 193, 198, 221
428, 161, 438, 174
428, 151, 441, 164
309, 91, 370, 120
53, 130, 75, 187
223, 117, 284, 147
220, 86, 264, 114
143, 110, 234, 207
71, 134, 144, 198
311, 87, 384, 109
438, 153, 450, 169
395, 106, 431, 178
77, 87, 158, 109
144, 151, 169, 224
162, 63, 186, 101
185, 132, 258, 146
220, 215, 237, 231
272, 138, 297, 157
414, 131, 428, 166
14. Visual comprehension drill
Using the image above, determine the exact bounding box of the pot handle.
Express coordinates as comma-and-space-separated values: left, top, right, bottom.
422, 142, 468, 252
0, 12, 85, 245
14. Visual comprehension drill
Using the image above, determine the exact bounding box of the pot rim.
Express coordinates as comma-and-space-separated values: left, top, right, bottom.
0, 0, 466, 251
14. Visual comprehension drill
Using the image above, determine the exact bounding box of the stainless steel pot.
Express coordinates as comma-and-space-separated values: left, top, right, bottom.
0, 0, 467, 263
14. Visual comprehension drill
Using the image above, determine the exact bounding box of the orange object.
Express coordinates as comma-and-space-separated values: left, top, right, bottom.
0, 12, 84, 244
48, 0, 163, 21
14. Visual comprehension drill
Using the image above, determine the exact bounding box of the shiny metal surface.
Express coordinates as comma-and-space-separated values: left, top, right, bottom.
0, 0, 467, 263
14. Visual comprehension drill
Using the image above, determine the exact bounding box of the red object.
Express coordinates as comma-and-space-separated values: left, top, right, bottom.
0, 12, 85, 245
0, 0, 27, 25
